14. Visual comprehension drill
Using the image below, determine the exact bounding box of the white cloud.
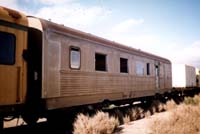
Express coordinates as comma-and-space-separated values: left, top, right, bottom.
110, 34, 160, 50
34, 3, 111, 31
0, 0, 19, 10
108, 24, 200, 69
0, 0, 111, 33
165, 40, 200, 68
36, 0, 75, 5
112, 19, 144, 33
1, 0, 199, 68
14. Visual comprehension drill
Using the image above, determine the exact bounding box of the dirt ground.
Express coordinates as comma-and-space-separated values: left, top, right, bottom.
115, 111, 170, 134
4, 118, 47, 128
4, 111, 170, 134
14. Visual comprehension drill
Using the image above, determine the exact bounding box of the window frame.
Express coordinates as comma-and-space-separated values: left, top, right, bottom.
95, 53, 107, 72
0, 31, 16, 65
120, 57, 128, 73
69, 46, 81, 70
135, 61, 144, 76
146, 63, 150, 75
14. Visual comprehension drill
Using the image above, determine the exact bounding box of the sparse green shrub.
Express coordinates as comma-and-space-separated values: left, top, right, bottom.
108, 104, 117, 109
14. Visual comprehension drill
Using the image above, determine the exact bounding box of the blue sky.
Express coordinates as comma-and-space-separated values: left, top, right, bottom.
1, 0, 200, 68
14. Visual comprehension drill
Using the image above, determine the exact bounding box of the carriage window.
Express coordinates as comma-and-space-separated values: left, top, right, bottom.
95, 53, 107, 71
120, 58, 128, 73
147, 63, 150, 75
70, 47, 80, 69
136, 61, 144, 75
0, 31, 16, 65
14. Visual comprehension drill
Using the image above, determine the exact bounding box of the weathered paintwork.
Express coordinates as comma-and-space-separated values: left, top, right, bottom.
0, 6, 28, 106
40, 19, 172, 109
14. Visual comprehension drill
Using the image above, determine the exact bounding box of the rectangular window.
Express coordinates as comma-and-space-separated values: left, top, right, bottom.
136, 61, 144, 75
155, 65, 159, 76
120, 58, 128, 73
0, 31, 16, 65
147, 63, 150, 75
95, 53, 106, 71
70, 47, 80, 69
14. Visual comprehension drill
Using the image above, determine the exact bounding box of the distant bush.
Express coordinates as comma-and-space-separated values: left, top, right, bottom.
184, 94, 200, 105
73, 111, 119, 134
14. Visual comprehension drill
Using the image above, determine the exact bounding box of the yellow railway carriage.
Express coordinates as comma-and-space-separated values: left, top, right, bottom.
0, 7, 43, 126
0, 7, 28, 107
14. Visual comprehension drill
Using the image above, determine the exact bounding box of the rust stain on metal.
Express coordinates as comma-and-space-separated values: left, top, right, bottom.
3, 7, 22, 19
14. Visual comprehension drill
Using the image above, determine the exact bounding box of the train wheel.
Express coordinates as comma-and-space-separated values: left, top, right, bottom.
47, 108, 77, 131
22, 112, 39, 125
21, 103, 39, 125
0, 115, 3, 130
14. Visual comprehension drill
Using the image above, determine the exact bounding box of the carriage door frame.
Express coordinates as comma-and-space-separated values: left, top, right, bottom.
0, 21, 28, 105
155, 63, 160, 90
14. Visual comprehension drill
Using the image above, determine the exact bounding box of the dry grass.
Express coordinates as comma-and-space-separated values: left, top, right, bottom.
144, 110, 151, 118
184, 94, 200, 106
164, 99, 177, 110
73, 111, 119, 134
150, 104, 200, 134
73, 113, 91, 134
130, 107, 144, 121
150, 94, 200, 134
157, 102, 165, 112
74, 95, 200, 134
73, 106, 146, 133
123, 115, 131, 124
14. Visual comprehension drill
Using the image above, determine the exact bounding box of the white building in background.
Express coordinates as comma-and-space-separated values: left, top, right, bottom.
172, 64, 196, 88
